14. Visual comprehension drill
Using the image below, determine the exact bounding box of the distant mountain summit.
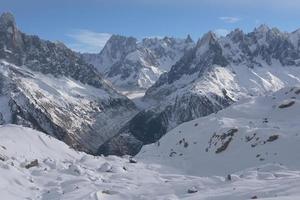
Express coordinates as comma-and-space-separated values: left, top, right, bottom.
82, 34, 195, 91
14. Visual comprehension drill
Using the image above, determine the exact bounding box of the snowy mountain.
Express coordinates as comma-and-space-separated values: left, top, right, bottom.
138, 87, 300, 176
1, 11, 300, 199
1, 124, 300, 200
82, 35, 194, 91
101, 26, 300, 155
0, 12, 138, 155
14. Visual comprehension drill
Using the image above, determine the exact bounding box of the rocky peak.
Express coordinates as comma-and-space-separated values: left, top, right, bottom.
227, 28, 244, 43
104, 34, 137, 52
255, 24, 270, 33
185, 34, 194, 43
162, 36, 179, 46
195, 31, 223, 60
0, 12, 24, 58
99, 34, 138, 67
0, 12, 16, 31
196, 31, 218, 48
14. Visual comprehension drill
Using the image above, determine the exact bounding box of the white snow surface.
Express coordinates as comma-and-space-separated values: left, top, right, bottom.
139, 87, 300, 178
1, 124, 300, 200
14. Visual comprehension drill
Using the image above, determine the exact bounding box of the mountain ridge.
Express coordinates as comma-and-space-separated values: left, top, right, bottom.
82, 34, 195, 91
100, 25, 300, 156
0, 12, 139, 155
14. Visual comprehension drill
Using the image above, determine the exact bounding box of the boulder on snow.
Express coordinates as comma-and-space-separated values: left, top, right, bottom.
68, 163, 82, 175
266, 135, 279, 142
278, 101, 295, 108
226, 174, 232, 181
129, 157, 137, 163
187, 186, 198, 194
98, 162, 113, 172
0, 113, 4, 125
0, 153, 8, 161
25, 159, 39, 169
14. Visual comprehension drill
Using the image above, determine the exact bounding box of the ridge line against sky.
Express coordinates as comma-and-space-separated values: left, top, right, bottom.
1, 0, 300, 53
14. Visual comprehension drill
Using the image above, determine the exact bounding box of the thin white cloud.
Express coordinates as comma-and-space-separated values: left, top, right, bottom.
214, 29, 230, 37
219, 16, 241, 23
66, 29, 111, 53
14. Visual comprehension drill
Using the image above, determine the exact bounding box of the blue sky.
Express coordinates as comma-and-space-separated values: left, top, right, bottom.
1, 0, 300, 53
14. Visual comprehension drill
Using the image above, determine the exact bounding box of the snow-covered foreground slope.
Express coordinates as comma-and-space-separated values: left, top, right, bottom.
1, 125, 300, 200
138, 87, 300, 177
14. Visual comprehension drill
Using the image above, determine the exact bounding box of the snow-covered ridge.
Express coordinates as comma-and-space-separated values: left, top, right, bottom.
138, 87, 300, 176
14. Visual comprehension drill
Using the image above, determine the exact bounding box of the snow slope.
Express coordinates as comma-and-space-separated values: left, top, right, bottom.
0, 59, 138, 155
1, 124, 300, 200
138, 87, 300, 176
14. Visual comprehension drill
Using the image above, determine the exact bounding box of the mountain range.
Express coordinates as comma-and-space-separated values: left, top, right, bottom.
101, 25, 300, 155
82, 34, 194, 91
1, 11, 300, 199
2, 12, 300, 157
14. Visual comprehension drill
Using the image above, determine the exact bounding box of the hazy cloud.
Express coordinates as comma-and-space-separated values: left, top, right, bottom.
219, 17, 241, 23
66, 29, 111, 53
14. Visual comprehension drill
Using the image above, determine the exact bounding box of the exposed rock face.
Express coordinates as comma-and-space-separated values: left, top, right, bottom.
0, 12, 138, 155
100, 26, 300, 156
0, 13, 111, 90
82, 35, 195, 90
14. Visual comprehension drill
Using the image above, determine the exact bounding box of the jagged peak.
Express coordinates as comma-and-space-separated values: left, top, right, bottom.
185, 34, 193, 43
162, 36, 177, 45
107, 34, 137, 44
101, 34, 137, 53
228, 28, 243, 36
227, 28, 244, 42
0, 12, 17, 30
253, 25, 286, 40
254, 24, 270, 33
162, 36, 172, 41
196, 31, 218, 47
141, 37, 161, 46
99, 34, 137, 57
